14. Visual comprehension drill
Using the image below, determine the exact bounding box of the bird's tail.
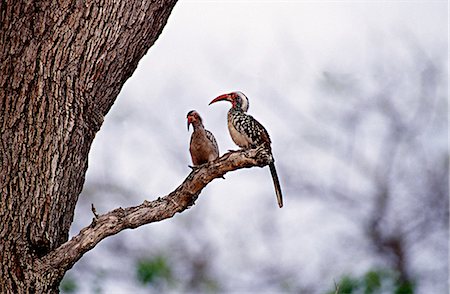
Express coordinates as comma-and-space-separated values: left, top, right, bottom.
269, 161, 283, 208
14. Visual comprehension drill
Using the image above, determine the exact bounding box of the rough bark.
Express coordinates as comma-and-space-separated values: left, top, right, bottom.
0, 0, 177, 292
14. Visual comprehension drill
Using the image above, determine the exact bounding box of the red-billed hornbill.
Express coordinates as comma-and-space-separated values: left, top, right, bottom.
209, 91, 284, 208
187, 110, 219, 167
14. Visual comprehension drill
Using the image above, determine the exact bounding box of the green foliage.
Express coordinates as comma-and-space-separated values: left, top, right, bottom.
335, 276, 358, 294
364, 271, 382, 293
60, 276, 77, 293
136, 255, 173, 286
394, 280, 415, 294
328, 269, 415, 294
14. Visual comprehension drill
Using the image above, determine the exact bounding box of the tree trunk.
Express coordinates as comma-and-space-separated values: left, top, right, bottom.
0, 0, 177, 292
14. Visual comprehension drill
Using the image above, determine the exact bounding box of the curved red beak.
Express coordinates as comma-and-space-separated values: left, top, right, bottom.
209, 93, 232, 105
187, 117, 192, 131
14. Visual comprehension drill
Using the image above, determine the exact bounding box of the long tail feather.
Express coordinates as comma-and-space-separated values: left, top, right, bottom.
269, 162, 283, 208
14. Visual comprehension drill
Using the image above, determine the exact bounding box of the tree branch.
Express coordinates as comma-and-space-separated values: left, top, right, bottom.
38, 147, 272, 281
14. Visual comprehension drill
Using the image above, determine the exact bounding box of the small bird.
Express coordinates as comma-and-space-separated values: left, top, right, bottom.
209, 91, 283, 208
187, 110, 219, 167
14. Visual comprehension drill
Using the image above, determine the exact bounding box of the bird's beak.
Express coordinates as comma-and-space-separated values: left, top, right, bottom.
209, 93, 231, 105
187, 117, 192, 131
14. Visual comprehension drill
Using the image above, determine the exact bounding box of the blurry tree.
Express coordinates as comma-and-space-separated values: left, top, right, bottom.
136, 255, 173, 289
327, 269, 414, 294
286, 40, 448, 292
53, 15, 447, 294
0, 0, 177, 292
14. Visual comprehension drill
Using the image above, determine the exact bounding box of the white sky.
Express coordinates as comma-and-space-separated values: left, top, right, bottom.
72, 1, 448, 293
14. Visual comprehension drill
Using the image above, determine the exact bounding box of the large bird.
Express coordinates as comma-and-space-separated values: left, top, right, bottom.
209, 91, 283, 208
187, 110, 219, 167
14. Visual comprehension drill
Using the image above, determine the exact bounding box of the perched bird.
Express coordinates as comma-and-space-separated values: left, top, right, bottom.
187, 110, 219, 167
209, 91, 283, 208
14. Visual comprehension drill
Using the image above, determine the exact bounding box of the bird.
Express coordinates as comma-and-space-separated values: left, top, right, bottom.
209, 91, 283, 208
187, 110, 219, 167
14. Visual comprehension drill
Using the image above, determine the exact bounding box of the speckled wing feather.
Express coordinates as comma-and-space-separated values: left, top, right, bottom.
229, 110, 271, 148
205, 129, 219, 155
228, 109, 282, 207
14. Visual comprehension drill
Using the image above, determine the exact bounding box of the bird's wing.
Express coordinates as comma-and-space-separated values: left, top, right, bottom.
235, 113, 271, 147
205, 129, 219, 153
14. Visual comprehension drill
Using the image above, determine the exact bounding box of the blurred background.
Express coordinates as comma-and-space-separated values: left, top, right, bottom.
61, 1, 448, 293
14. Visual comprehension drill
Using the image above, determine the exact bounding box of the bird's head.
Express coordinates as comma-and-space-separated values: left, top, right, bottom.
186, 110, 202, 130
209, 91, 249, 112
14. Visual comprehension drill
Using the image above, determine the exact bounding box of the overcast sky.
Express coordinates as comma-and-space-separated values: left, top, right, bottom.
70, 1, 448, 293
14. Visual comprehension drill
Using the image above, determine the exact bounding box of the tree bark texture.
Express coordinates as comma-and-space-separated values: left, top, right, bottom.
0, 0, 177, 292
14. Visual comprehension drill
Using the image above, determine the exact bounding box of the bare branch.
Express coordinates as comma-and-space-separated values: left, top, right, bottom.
38, 147, 272, 282
91, 203, 99, 219
334, 279, 340, 294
